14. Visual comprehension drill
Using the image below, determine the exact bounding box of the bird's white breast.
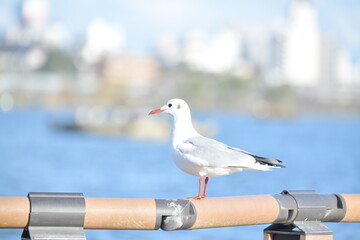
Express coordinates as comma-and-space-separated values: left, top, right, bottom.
171, 146, 201, 176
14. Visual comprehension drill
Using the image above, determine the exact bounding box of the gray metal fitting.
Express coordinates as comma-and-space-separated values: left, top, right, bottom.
267, 190, 347, 236
155, 199, 196, 231
273, 190, 346, 224
22, 192, 86, 240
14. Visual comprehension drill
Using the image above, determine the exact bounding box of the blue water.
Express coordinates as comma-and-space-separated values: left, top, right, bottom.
0, 109, 359, 239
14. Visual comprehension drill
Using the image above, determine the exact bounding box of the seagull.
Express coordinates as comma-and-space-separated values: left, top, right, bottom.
149, 98, 285, 199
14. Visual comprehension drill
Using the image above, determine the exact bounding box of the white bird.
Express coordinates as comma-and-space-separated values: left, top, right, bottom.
149, 98, 285, 199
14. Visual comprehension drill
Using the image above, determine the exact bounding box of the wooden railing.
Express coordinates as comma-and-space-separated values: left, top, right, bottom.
1, 191, 359, 239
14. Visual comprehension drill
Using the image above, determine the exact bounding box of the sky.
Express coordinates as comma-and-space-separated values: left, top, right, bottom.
0, 0, 360, 59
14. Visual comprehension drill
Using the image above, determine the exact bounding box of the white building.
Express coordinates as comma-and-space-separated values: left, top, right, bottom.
182, 29, 240, 74
283, 0, 321, 86
81, 18, 126, 65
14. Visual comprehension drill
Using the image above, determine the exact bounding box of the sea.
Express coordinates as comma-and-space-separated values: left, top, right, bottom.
0, 109, 359, 240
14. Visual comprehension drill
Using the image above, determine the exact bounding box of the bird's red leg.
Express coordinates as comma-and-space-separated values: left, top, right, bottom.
202, 177, 209, 197
187, 176, 205, 200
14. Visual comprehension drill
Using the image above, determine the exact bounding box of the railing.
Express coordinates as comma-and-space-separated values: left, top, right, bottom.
0, 191, 359, 240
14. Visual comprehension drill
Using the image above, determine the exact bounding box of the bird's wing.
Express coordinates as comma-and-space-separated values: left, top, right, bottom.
176, 136, 256, 168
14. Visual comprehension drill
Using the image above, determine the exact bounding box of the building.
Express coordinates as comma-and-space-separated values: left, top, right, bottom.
182, 29, 240, 74
81, 18, 125, 65
283, 0, 321, 86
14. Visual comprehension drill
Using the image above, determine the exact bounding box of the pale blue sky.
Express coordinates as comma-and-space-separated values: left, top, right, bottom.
1, 0, 359, 59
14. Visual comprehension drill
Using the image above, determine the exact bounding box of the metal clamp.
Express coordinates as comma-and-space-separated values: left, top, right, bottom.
155, 199, 196, 231
265, 190, 346, 237
22, 192, 86, 240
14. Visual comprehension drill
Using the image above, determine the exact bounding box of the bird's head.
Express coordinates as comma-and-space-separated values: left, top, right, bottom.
149, 98, 191, 118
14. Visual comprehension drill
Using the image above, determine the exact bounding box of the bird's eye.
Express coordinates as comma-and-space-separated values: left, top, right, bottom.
168, 103, 172, 108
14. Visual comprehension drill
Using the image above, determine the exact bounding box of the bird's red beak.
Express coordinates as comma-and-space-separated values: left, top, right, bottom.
149, 109, 164, 115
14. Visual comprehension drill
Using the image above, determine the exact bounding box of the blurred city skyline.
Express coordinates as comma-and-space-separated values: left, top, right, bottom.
0, 0, 359, 116
0, 0, 359, 59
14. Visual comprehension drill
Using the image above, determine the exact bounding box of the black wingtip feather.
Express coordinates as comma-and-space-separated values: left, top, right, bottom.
251, 154, 286, 168
227, 146, 286, 168
255, 157, 286, 168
